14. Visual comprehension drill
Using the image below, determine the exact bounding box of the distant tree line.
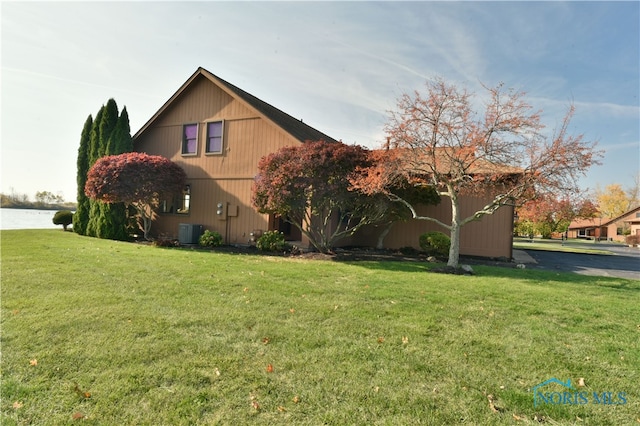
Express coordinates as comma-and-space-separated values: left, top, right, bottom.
73, 99, 134, 240
0, 190, 76, 210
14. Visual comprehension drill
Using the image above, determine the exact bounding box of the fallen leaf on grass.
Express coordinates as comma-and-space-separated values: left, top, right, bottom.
578, 377, 586, 387
73, 383, 91, 399
292, 396, 300, 403
289, 308, 295, 314
512, 413, 524, 421
214, 368, 221, 376
72, 412, 85, 420
402, 336, 409, 344
249, 393, 260, 410
262, 337, 270, 345
29, 359, 38, 366
377, 337, 385, 344
487, 394, 503, 413
277, 406, 286, 412
12, 401, 23, 409
266, 364, 274, 373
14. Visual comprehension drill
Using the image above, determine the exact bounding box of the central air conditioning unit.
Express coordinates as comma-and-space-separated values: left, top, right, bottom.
178, 223, 202, 244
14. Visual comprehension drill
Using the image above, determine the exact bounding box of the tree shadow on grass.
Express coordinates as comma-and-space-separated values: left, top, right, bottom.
339, 258, 640, 293
157, 243, 640, 292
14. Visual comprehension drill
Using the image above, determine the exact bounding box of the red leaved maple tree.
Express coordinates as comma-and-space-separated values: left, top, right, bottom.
252, 140, 420, 252
85, 152, 186, 239
351, 78, 602, 268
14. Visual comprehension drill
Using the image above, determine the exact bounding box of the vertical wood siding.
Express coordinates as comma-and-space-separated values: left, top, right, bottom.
344, 196, 514, 258
135, 73, 514, 258
135, 74, 301, 243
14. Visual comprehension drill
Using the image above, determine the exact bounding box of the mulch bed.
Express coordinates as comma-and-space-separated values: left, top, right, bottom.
172, 243, 517, 272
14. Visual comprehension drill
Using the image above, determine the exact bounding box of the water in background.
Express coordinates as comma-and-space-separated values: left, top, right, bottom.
0, 208, 63, 230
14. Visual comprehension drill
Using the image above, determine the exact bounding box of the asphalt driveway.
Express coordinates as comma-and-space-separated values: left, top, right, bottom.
520, 243, 640, 280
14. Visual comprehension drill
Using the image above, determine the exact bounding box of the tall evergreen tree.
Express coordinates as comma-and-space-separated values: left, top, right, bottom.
86, 105, 106, 237
84, 99, 134, 240
108, 107, 133, 154
107, 107, 136, 240
95, 99, 127, 240
77, 99, 134, 240
73, 115, 93, 235
88, 106, 105, 164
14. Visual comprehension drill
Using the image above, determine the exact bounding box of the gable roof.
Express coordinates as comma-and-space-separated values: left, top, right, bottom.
568, 206, 640, 229
610, 205, 640, 225
568, 217, 611, 230
133, 67, 338, 144
382, 146, 524, 177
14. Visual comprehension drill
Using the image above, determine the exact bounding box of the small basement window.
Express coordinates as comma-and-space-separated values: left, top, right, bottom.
160, 185, 191, 215
206, 121, 224, 154
182, 124, 198, 155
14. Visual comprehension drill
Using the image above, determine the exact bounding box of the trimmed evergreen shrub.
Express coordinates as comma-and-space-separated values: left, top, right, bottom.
52, 210, 74, 231
419, 231, 451, 257
256, 230, 287, 252
199, 230, 224, 247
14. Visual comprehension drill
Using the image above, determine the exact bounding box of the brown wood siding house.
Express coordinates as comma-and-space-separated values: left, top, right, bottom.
133, 67, 514, 258
568, 206, 640, 242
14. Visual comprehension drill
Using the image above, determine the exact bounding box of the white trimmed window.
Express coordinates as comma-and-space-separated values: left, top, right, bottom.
160, 185, 191, 215
206, 121, 224, 154
182, 123, 198, 155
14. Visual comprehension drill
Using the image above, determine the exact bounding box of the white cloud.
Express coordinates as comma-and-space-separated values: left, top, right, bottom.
1, 1, 638, 199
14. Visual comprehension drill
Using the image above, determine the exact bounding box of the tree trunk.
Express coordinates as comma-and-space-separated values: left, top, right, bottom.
134, 204, 153, 240
142, 216, 152, 240
447, 192, 461, 268
376, 222, 394, 250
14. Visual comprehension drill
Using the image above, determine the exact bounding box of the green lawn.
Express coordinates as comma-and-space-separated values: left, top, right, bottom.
2, 230, 639, 425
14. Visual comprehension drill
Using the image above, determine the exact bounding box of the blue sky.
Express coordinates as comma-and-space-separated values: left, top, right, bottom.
2, 1, 638, 202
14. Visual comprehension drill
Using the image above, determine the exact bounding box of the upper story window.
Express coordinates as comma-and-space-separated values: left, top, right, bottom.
206, 121, 224, 154
182, 124, 198, 155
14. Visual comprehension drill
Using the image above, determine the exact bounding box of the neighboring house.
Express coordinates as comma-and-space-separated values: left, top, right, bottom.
133, 67, 515, 258
567, 206, 640, 242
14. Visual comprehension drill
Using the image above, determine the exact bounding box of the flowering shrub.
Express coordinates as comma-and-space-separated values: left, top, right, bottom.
256, 231, 287, 252
199, 230, 224, 247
